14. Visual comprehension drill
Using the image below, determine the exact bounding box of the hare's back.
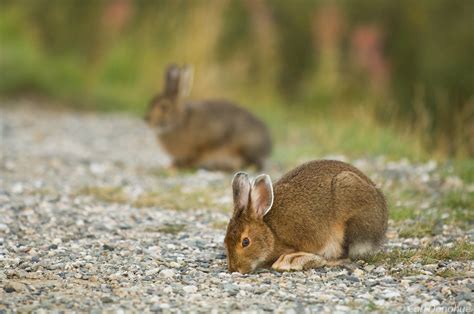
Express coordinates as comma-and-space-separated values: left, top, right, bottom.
188, 100, 266, 128
186, 100, 271, 150
270, 160, 375, 220
276, 160, 375, 188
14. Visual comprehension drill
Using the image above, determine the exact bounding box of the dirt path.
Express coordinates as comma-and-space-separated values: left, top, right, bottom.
0, 104, 472, 312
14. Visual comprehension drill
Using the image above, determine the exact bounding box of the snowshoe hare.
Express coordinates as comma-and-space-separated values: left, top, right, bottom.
145, 64, 272, 172
224, 160, 388, 273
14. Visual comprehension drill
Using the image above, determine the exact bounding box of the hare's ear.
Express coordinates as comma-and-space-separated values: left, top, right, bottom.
178, 64, 194, 99
250, 174, 274, 219
231, 172, 250, 217
164, 64, 181, 96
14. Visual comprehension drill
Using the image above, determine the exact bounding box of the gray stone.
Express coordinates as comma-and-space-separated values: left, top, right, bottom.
159, 269, 175, 278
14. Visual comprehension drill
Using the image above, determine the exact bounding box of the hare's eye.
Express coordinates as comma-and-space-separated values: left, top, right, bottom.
242, 238, 250, 247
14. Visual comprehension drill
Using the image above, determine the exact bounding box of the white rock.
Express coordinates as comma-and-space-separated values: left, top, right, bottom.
12, 183, 23, 194
383, 290, 401, 299
146, 268, 159, 276
183, 285, 198, 293
159, 304, 170, 309
89, 163, 106, 174
159, 269, 175, 278
374, 266, 386, 274
424, 299, 440, 307
401, 279, 410, 287
364, 265, 375, 272
335, 305, 351, 312
359, 292, 373, 300
353, 268, 364, 278
374, 299, 386, 306
147, 246, 161, 258
424, 264, 437, 271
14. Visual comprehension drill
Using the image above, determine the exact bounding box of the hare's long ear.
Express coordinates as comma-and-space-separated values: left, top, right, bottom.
178, 64, 194, 99
250, 174, 274, 219
164, 64, 181, 97
231, 172, 250, 217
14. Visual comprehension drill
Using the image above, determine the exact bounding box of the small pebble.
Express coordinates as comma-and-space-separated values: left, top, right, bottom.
159, 269, 175, 278
183, 286, 198, 294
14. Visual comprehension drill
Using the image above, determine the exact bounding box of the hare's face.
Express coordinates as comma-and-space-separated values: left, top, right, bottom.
224, 218, 274, 274
145, 64, 193, 131
145, 96, 180, 131
225, 172, 275, 273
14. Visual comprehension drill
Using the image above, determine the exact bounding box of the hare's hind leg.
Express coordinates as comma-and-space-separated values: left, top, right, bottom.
243, 156, 265, 171
333, 171, 388, 259
195, 147, 245, 172
272, 252, 346, 271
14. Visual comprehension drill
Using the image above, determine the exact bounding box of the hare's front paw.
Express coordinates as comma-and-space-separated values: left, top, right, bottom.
271, 252, 327, 272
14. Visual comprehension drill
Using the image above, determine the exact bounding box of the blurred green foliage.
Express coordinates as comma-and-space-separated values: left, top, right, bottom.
0, 0, 473, 158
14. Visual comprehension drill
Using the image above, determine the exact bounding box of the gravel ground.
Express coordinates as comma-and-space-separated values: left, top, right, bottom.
1, 104, 472, 312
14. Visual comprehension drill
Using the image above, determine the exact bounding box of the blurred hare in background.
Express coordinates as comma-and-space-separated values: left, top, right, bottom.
145, 64, 272, 172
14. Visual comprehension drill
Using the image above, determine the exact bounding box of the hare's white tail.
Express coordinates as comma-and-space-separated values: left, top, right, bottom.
348, 241, 377, 258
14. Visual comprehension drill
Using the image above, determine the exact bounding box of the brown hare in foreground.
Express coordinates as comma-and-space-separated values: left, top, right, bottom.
145, 64, 272, 172
224, 160, 388, 273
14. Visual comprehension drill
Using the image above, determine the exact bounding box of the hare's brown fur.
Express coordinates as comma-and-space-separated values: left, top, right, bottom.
145, 65, 272, 171
267, 160, 387, 257
225, 160, 388, 273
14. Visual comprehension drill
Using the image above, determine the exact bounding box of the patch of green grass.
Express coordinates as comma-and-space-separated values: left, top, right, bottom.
394, 268, 423, 277
156, 223, 186, 234
137, 167, 195, 178
32, 188, 56, 196
261, 106, 427, 167
133, 187, 219, 211
211, 220, 228, 230
148, 168, 177, 178
363, 248, 417, 266
398, 222, 435, 238
441, 189, 474, 227
387, 189, 431, 227
389, 187, 473, 237
132, 191, 168, 209
77, 186, 129, 204
442, 190, 474, 211
363, 241, 474, 266
389, 194, 437, 238
431, 241, 474, 261
436, 269, 465, 278
449, 207, 474, 228
366, 301, 379, 312
75, 184, 228, 211
453, 159, 474, 184
390, 206, 420, 222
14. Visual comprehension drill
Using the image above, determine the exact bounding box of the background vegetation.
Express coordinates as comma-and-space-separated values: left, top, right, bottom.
1, 0, 473, 160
